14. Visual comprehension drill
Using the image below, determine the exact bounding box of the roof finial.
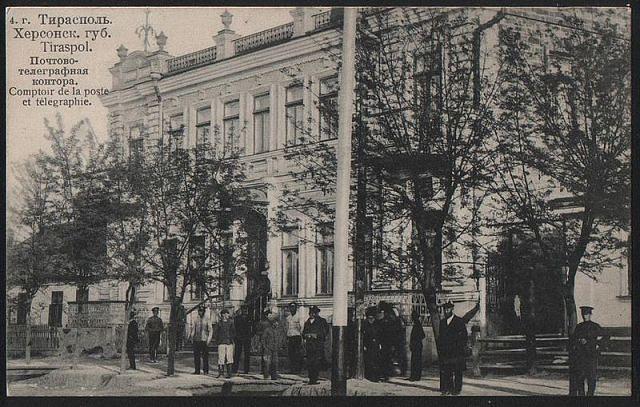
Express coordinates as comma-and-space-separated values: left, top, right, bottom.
221, 9, 233, 30
135, 8, 156, 53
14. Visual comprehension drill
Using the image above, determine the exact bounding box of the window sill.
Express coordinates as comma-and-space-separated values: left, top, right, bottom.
616, 295, 631, 300
315, 292, 333, 297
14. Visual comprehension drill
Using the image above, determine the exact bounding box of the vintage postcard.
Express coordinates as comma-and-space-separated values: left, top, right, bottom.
5, 6, 633, 398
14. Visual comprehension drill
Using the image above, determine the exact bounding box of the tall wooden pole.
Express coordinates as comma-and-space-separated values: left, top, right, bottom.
332, 6, 357, 396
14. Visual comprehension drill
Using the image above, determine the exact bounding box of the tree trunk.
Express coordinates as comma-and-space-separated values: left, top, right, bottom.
524, 280, 537, 375
25, 301, 32, 365
119, 284, 136, 373
166, 300, 178, 376
564, 281, 577, 336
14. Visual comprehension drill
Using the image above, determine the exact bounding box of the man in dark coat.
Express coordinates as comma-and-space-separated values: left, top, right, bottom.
302, 305, 327, 384
438, 301, 468, 395
569, 306, 609, 396
233, 306, 252, 374
126, 311, 139, 370
407, 310, 425, 381
363, 307, 381, 382
145, 307, 163, 363
376, 304, 392, 381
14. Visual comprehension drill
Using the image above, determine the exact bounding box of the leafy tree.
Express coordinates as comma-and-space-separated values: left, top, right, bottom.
275, 8, 497, 348
101, 132, 153, 372
7, 156, 62, 363
491, 11, 630, 334
133, 124, 255, 376
36, 115, 113, 297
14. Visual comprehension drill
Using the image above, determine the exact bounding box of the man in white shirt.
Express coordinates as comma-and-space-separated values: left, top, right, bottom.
285, 302, 304, 374
188, 306, 213, 375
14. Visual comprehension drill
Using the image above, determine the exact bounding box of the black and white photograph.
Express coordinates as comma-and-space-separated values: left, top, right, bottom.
5, 6, 634, 398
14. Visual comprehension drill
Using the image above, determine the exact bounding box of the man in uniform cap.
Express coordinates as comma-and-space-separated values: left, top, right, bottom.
569, 306, 609, 396
145, 307, 164, 363
126, 310, 139, 370
438, 301, 468, 395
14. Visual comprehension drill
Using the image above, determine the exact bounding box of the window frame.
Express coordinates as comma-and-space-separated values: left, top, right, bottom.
315, 223, 334, 295
413, 45, 443, 125
223, 99, 241, 152
195, 107, 211, 147
253, 93, 271, 154
281, 228, 300, 297
285, 83, 305, 146
318, 76, 339, 141
168, 113, 185, 152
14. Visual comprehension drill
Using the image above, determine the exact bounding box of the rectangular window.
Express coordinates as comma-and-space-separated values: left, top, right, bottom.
49, 291, 63, 327
286, 84, 304, 145
253, 93, 270, 153
281, 229, 299, 296
195, 107, 211, 162
169, 114, 185, 151
129, 138, 144, 162
223, 100, 240, 151
316, 224, 334, 294
129, 123, 144, 163
319, 76, 339, 140
196, 107, 211, 147
414, 46, 443, 126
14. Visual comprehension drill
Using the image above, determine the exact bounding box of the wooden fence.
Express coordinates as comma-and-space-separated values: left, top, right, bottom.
470, 333, 631, 375
7, 324, 61, 356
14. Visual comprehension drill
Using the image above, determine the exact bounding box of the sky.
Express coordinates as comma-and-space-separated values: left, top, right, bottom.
6, 7, 302, 200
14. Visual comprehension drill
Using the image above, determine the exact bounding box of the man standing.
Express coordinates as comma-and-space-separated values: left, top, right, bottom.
233, 306, 252, 374
188, 305, 212, 375
126, 311, 139, 370
569, 306, 609, 396
145, 307, 163, 363
438, 301, 468, 396
260, 310, 281, 380
407, 310, 425, 381
285, 302, 304, 374
302, 305, 327, 385
376, 305, 391, 381
214, 308, 236, 378
363, 307, 381, 382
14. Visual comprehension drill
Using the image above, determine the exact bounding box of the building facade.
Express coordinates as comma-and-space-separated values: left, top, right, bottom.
7, 8, 630, 358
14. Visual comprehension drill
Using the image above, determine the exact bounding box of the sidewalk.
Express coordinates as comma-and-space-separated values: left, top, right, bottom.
7, 356, 632, 397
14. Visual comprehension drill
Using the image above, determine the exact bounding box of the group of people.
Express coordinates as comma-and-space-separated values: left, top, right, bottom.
260, 302, 330, 383
124, 300, 608, 396
124, 302, 331, 384
361, 300, 469, 395
361, 301, 408, 382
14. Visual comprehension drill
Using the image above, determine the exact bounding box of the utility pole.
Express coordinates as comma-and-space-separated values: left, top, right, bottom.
353, 63, 367, 380
332, 6, 357, 396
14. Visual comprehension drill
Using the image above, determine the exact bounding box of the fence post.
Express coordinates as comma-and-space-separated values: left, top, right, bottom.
471, 325, 482, 377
